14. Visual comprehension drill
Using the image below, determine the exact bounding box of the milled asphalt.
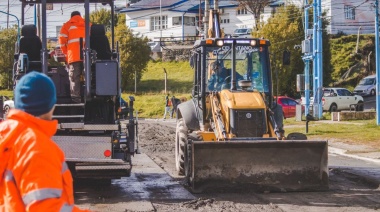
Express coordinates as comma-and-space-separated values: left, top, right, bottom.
143, 118, 380, 187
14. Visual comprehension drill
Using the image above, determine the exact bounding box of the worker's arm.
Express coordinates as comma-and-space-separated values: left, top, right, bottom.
58, 23, 69, 56
14, 136, 89, 212
207, 75, 216, 91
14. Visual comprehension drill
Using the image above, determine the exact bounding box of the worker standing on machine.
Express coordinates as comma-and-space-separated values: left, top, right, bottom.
58, 11, 86, 103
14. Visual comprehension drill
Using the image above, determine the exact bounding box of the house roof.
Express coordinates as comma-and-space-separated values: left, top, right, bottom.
120, 0, 239, 13
171, 0, 238, 13
120, 0, 187, 12
270, 0, 285, 7
119, 0, 285, 14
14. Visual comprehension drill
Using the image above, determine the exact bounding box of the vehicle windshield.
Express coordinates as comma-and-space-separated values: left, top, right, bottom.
205, 44, 270, 93
358, 78, 375, 85
234, 29, 248, 34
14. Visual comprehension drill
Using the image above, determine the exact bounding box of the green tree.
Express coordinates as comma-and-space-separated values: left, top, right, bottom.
0, 27, 17, 90
236, 0, 273, 30
253, 4, 332, 97
115, 15, 150, 91
90, 8, 118, 30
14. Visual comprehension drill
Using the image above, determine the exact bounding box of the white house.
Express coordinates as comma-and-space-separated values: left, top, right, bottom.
119, 0, 286, 40
118, 0, 370, 40
322, 0, 375, 35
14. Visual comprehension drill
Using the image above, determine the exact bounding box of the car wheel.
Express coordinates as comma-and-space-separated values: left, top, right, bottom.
356, 101, 364, 111
329, 104, 337, 112
370, 89, 376, 96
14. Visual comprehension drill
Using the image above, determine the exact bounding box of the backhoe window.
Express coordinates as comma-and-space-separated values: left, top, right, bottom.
206, 45, 270, 92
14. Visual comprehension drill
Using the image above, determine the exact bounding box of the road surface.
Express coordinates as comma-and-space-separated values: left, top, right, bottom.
74, 119, 380, 212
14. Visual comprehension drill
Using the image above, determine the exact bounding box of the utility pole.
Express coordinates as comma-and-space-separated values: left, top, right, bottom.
7, 0, 9, 29
204, 0, 209, 38
303, 0, 311, 116
375, 0, 380, 125
163, 68, 167, 94
317, 0, 323, 118
312, 0, 318, 118
135, 70, 137, 93
160, 0, 162, 38
198, 0, 202, 37
37, 4, 41, 37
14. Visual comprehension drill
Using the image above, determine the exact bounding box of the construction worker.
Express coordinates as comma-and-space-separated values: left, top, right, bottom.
170, 96, 180, 119
0, 71, 89, 212
163, 94, 171, 119
208, 61, 243, 91
58, 11, 86, 103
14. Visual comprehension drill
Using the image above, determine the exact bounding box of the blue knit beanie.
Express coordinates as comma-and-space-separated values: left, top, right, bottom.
14, 71, 57, 116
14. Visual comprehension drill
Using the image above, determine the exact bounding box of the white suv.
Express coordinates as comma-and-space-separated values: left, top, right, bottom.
300, 88, 364, 112
322, 88, 364, 112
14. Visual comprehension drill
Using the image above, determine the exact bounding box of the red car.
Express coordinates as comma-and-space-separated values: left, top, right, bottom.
275, 96, 300, 118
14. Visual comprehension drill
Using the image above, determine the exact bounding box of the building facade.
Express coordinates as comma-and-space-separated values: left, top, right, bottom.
119, 0, 373, 41
323, 0, 375, 35
119, 0, 285, 40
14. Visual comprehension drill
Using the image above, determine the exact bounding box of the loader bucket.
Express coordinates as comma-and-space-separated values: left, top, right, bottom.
190, 140, 328, 193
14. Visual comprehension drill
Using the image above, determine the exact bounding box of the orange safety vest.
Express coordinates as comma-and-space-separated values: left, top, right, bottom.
58, 15, 86, 64
0, 110, 89, 212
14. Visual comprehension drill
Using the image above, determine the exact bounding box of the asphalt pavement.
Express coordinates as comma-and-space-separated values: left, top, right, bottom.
144, 118, 380, 188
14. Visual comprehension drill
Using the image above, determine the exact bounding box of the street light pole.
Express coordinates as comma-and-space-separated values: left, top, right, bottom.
163, 68, 167, 94
375, 0, 380, 125
160, 0, 162, 38
7, 0, 9, 29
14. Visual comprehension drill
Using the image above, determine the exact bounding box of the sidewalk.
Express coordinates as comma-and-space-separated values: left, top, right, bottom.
328, 141, 380, 187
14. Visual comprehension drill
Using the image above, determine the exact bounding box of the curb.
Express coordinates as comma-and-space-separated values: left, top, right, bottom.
329, 147, 380, 186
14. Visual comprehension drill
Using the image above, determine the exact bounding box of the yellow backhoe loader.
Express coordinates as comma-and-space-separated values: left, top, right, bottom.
175, 8, 328, 193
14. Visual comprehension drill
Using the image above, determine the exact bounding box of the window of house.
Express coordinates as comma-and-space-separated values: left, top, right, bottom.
344, 5, 355, 20
172, 16, 196, 26
237, 8, 248, 15
150, 15, 168, 31
221, 19, 230, 24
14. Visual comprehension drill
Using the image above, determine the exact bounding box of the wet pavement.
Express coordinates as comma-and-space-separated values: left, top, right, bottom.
75, 153, 194, 211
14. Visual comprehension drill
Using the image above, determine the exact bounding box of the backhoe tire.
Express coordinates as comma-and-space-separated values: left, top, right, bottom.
185, 132, 203, 186
175, 118, 187, 175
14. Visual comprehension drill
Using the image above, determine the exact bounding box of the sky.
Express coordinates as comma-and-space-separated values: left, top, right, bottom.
0, 0, 127, 37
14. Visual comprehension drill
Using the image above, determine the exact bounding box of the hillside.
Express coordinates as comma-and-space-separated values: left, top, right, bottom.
330, 34, 375, 89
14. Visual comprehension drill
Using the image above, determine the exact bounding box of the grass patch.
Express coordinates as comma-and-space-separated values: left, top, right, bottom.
0, 90, 13, 97
285, 118, 380, 148
122, 92, 191, 118
137, 61, 193, 93
126, 60, 193, 118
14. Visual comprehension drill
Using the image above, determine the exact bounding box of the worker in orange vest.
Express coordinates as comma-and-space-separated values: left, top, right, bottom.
0, 71, 89, 212
58, 11, 86, 103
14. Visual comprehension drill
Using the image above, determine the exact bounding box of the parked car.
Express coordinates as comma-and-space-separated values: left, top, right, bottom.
232, 28, 252, 38
353, 75, 376, 96
322, 88, 364, 112
276, 96, 301, 118
147, 41, 162, 52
